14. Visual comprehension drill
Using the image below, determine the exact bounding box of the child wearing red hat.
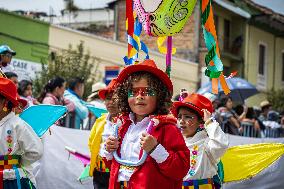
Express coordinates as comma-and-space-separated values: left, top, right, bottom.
172, 92, 229, 189
0, 77, 43, 189
89, 79, 119, 189
105, 59, 190, 189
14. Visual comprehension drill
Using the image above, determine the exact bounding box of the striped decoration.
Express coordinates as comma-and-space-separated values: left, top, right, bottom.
201, 0, 231, 95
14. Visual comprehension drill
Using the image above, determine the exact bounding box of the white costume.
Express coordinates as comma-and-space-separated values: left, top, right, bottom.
0, 112, 43, 185
183, 121, 229, 181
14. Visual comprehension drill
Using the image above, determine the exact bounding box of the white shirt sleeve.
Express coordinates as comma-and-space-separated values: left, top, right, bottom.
150, 144, 169, 164
204, 121, 229, 161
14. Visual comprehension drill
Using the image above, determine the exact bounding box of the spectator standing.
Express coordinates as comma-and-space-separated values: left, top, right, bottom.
64, 77, 89, 129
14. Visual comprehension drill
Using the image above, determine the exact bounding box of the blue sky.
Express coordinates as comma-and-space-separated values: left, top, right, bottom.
252, 0, 284, 15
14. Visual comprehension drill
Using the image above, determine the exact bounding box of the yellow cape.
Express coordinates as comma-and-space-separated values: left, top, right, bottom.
88, 113, 107, 176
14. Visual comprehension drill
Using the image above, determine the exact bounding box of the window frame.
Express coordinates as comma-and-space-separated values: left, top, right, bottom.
257, 41, 267, 90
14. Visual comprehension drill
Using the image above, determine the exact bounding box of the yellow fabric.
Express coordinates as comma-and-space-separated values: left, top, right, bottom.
181, 184, 213, 189
88, 113, 107, 176
221, 143, 284, 183
8, 159, 19, 165
157, 37, 176, 55
199, 185, 213, 189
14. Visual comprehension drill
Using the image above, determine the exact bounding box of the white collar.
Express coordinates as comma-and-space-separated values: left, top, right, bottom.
129, 112, 150, 126
184, 130, 207, 143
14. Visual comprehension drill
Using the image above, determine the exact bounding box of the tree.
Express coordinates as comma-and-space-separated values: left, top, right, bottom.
63, 0, 79, 21
33, 41, 101, 99
267, 89, 284, 113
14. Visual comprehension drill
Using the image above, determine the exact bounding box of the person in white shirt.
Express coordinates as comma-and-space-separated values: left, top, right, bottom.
0, 77, 43, 189
172, 92, 229, 189
0, 45, 16, 75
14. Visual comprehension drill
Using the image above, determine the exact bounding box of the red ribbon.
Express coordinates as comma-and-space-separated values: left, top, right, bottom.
126, 0, 134, 57
126, 0, 134, 36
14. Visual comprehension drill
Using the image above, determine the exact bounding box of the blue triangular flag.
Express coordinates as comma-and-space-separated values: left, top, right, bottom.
86, 104, 108, 118
20, 105, 67, 137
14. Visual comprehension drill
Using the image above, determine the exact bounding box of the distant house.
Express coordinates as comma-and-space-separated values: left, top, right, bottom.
45, 8, 114, 29
8, 0, 115, 39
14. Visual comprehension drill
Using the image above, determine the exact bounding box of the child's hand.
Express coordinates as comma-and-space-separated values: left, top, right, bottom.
33, 99, 40, 105
202, 109, 212, 123
140, 132, 158, 153
105, 136, 119, 153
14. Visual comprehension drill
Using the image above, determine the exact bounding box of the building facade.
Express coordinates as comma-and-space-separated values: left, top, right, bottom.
0, 9, 199, 95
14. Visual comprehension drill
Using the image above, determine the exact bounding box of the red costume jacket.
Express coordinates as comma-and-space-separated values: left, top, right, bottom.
108, 115, 190, 189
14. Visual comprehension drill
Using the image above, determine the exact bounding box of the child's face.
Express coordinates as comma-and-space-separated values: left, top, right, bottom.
55, 82, 66, 97
9, 77, 18, 88
128, 78, 157, 118
177, 107, 200, 138
24, 84, 33, 97
105, 91, 118, 116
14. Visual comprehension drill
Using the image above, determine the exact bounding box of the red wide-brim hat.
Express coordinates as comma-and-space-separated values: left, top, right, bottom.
0, 77, 19, 107
172, 93, 213, 118
116, 59, 173, 93
17, 95, 28, 108
98, 78, 118, 100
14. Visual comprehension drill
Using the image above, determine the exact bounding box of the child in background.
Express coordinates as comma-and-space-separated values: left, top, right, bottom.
172, 93, 229, 189
105, 59, 190, 189
38, 76, 75, 113
89, 79, 118, 189
0, 77, 43, 189
18, 80, 40, 107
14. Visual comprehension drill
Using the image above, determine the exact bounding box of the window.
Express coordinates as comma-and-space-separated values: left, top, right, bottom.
258, 44, 265, 75
282, 52, 284, 81
214, 15, 219, 36
224, 19, 231, 51
257, 43, 267, 89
